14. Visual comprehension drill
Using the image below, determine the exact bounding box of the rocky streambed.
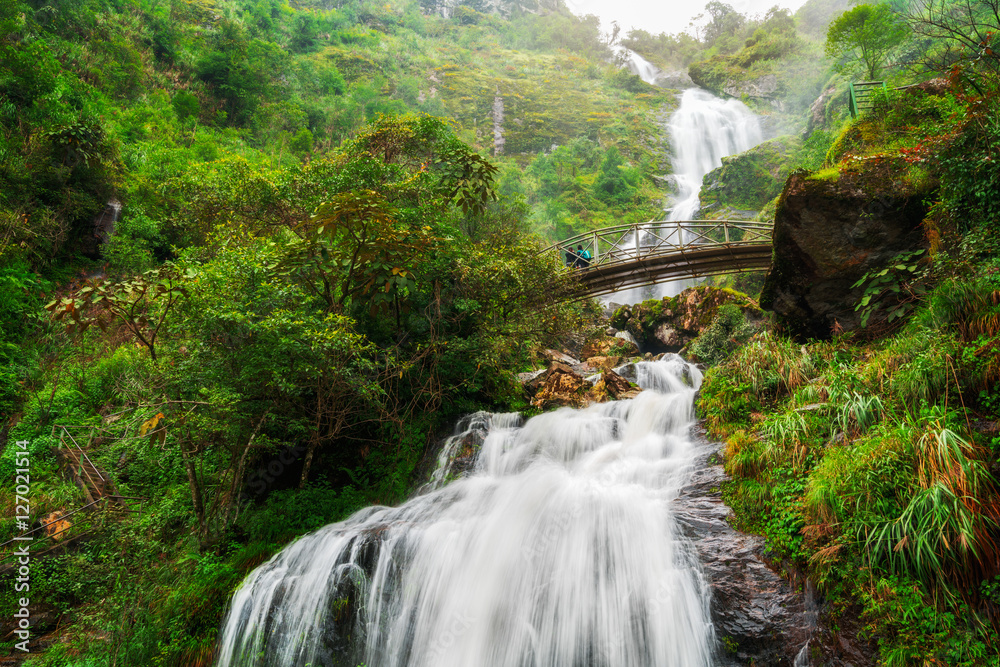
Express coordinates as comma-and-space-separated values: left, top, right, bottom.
677, 429, 876, 666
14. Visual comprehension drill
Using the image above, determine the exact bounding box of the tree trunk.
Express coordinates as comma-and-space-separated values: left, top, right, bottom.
299, 438, 319, 489
181, 445, 206, 538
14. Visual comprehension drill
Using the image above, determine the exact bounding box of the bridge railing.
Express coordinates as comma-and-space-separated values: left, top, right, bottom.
545, 220, 773, 269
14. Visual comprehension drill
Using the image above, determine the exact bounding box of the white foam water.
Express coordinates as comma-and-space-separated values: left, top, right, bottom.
215, 355, 715, 667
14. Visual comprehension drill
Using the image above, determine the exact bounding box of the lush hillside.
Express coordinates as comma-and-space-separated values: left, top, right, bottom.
686, 1, 1000, 662
3, 0, 999, 663
0, 0, 680, 661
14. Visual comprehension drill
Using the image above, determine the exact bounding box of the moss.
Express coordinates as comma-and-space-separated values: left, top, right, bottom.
806, 167, 841, 182
700, 137, 800, 213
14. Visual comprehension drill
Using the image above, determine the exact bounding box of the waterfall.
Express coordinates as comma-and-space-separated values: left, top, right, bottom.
215, 355, 716, 667
614, 46, 661, 85
612, 88, 763, 305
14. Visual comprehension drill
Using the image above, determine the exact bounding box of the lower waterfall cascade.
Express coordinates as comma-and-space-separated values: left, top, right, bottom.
215, 356, 718, 667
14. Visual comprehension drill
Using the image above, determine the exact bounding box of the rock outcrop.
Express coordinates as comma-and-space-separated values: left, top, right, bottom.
523, 361, 638, 410
700, 137, 798, 216
760, 169, 929, 338
806, 85, 838, 135
611, 286, 761, 352
530, 363, 589, 409
722, 73, 778, 101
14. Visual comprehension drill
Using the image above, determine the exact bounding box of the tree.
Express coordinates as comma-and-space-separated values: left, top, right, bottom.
902, 0, 1000, 80
46, 265, 190, 361
701, 1, 746, 47
826, 3, 907, 80
166, 236, 382, 544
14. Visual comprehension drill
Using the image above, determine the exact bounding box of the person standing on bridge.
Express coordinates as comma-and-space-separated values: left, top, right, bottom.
576, 244, 591, 269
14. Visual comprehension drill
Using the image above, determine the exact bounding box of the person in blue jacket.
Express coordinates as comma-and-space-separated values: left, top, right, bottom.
576, 244, 592, 269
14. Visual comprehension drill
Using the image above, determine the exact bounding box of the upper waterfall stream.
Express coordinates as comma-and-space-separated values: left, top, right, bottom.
614, 88, 763, 304
215, 356, 717, 666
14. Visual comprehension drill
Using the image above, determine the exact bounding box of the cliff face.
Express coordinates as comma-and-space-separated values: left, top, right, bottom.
760, 169, 929, 338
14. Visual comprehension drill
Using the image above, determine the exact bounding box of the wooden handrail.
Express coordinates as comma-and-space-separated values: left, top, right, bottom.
543, 219, 774, 298
0, 494, 145, 563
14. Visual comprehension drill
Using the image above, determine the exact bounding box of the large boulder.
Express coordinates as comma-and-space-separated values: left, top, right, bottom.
760, 169, 929, 338
611, 286, 761, 352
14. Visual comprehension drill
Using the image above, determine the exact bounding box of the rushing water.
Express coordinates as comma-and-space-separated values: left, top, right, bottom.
614, 46, 661, 85
612, 88, 763, 305
215, 356, 716, 666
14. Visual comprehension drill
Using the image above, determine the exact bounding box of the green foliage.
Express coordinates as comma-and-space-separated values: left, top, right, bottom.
700, 137, 797, 213
690, 304, 759, 365
701, 255, 1000, 661
103, 208, 164, 273
172, 91, 200, 123
195, 19, 291, 127
852, 249, 929, 327
825, 3, 906, 80
687, 6, 808, 107
46, 264, 190, 360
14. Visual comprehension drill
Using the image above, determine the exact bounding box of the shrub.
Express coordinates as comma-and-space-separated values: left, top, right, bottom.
690, 304, 759, 365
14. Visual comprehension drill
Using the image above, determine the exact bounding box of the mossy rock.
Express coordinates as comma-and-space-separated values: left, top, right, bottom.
700, 136, 800, 214
612, 286, 761, 350
760, 169, 931, 338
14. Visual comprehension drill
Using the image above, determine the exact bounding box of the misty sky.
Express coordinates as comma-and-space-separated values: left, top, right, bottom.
566, 0, 811, 37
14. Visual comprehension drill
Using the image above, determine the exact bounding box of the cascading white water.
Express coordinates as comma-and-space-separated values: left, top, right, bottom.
614, 46, 661, 85
612, 88, 763, 305
215, 356, 716, 667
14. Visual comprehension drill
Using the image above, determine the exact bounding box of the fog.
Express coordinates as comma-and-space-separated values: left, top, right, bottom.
565, 0, 811, 37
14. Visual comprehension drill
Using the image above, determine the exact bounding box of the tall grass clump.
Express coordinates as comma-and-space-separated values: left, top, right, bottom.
804, 430, 911, 529
864, 414, 1000, 590
828, 387, 886, 437
878, 331, 960, 409
915, 276, 1000, 342
727, 330, 815, 398
724, 429, 770, 480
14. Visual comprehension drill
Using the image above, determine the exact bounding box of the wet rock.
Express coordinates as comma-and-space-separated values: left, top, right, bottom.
656, 69, 694, 89
760, 170, 929, 338
653, 324, 685, 348
531, 365, 589, 409
581, 337, 617, 359
598, 369, 634, 400
80, 199, 121, 258
806, 85, 838, 135
723, 73, 778, 101
543, 349, 580, 365
581, 331, 638, 359
615, 362, 638, 383
612, 286, 761, 351
679, 435, 878, 667
584, 356, 622, 371
517, 368, 546, 386
676, 439, 813, 666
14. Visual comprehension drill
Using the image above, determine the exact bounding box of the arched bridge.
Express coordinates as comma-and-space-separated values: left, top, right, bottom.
545, 220, 773, 298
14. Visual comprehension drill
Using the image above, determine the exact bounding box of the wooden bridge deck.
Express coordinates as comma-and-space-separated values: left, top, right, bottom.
545, 220, 773, 298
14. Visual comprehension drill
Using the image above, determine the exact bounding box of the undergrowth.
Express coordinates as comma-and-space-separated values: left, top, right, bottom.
700, 252, 1000, 664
